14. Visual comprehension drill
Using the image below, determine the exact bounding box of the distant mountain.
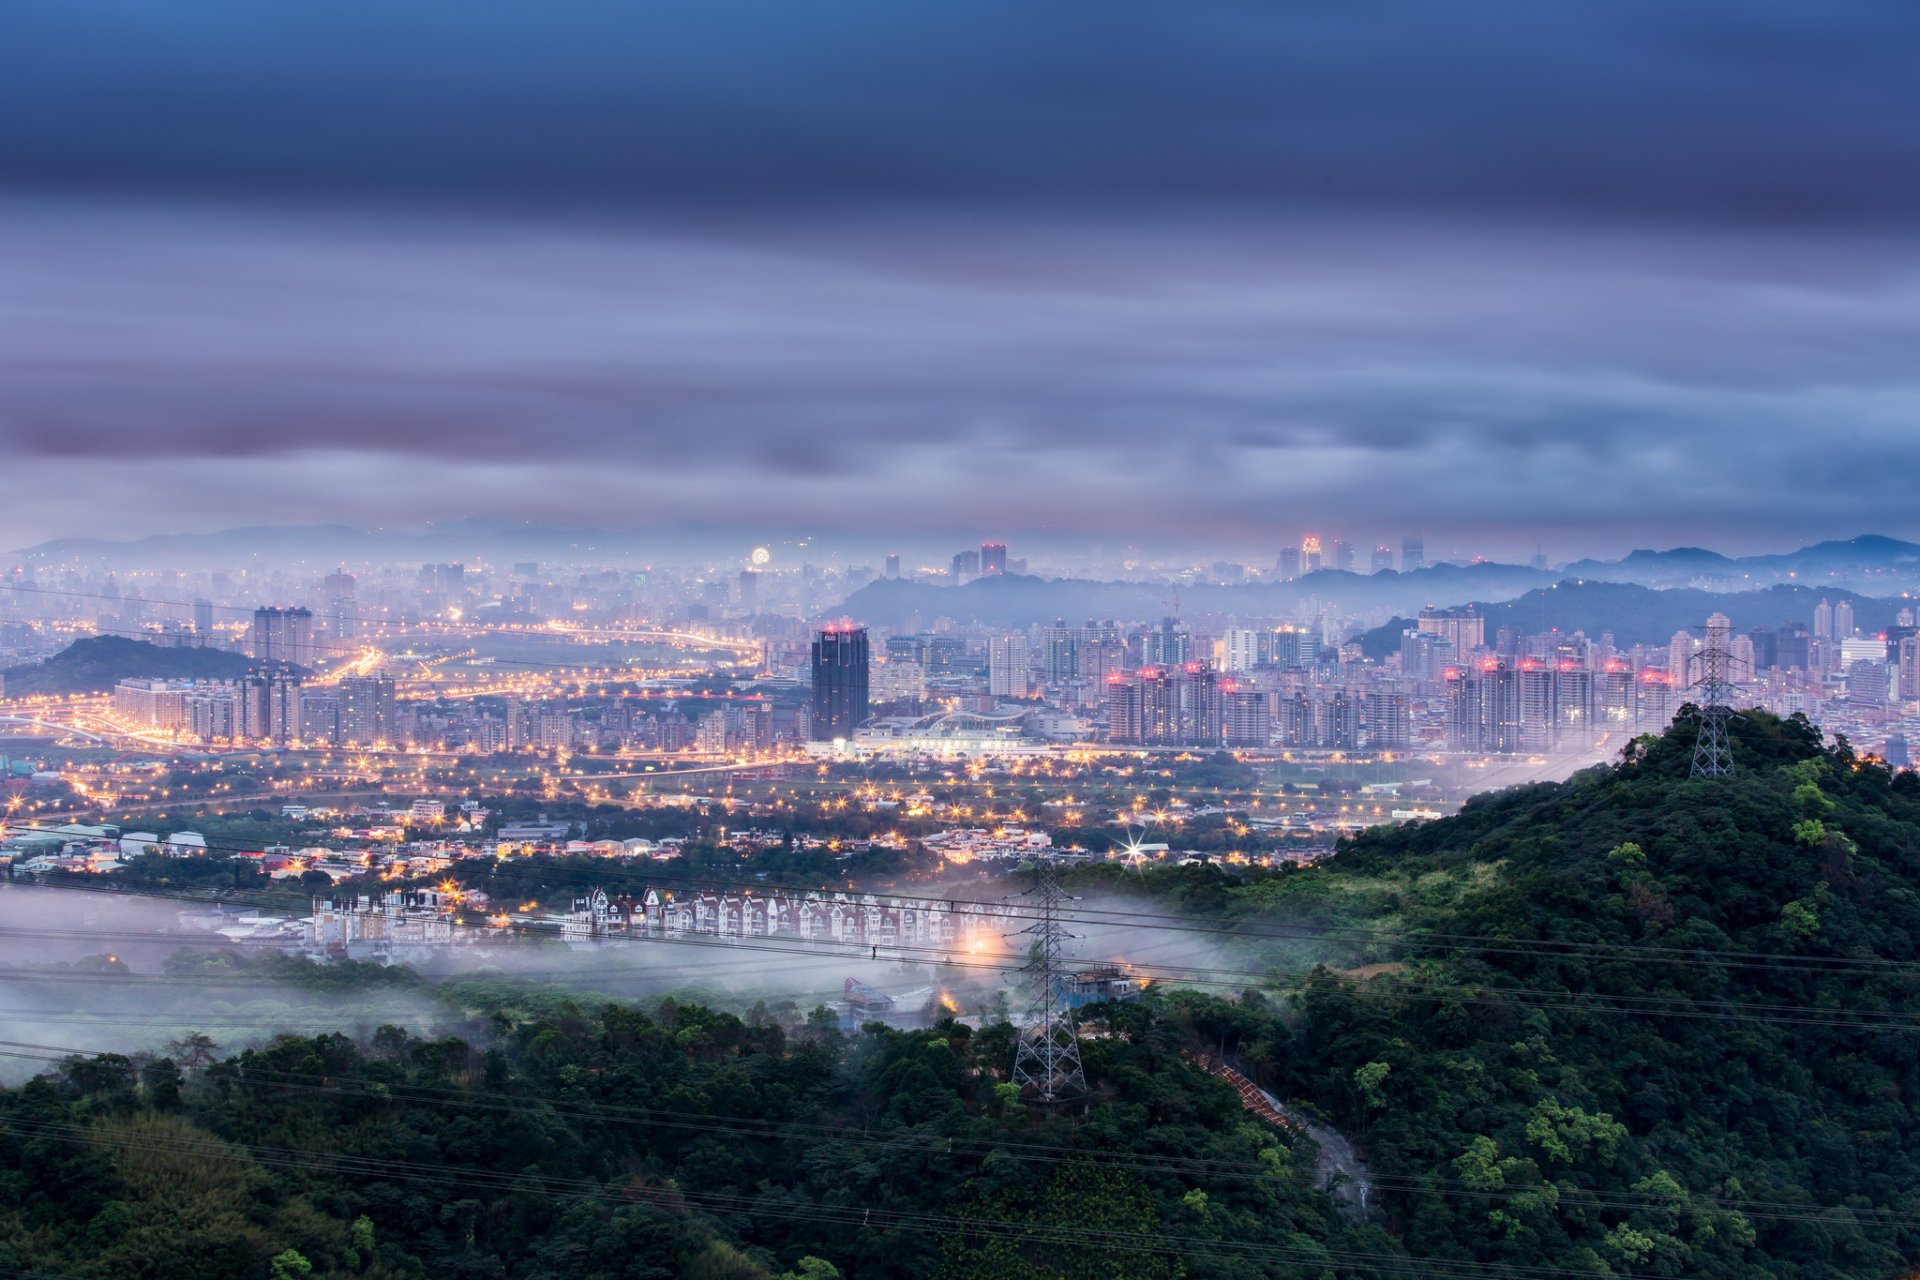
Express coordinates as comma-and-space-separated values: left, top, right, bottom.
8, 520, 854, 570
0, 636, 271, 697
838, 563, 1558, 629
1355, 580, 1905, 651
1566, 534, 1920, 588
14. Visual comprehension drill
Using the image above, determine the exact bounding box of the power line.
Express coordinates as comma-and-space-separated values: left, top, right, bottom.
2, 1034, 1908, 1232
23, 824, 1920, 983
0, 1109, 1688, 1280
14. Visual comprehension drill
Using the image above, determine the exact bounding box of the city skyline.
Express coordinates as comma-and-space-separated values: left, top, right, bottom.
4, 2, 1919, 554
3, 9, 1918, 1275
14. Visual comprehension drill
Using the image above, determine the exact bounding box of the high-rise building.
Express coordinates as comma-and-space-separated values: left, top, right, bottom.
1041, 620, 1079, 684
1279, 691, 1316, 748
1278, 548, 1301, 580
192, 598, 215, 638
1447, 662, 1522, 752
1106, 676, 1145, 745
250, 607, 315, 668
988, 633, 1030, 697
1400, 630, 1456, 682
1178, 663, 1224, 745
1324, 691, 1359, 749
1402, 536, 1426, 572
1518, 661, 1556, 751
1105, 664, 1221, 746
1594, 663, 1635, 726
1330, 539, 1356, 574
1371, 545, 1394, 574
950, 549, 981, 582
1222, 687, 1270, 747
1302, 535, 1324, 574
884, 553, 901, 580
1270, 626, 1319, 670
737, 569, 759, 612
811, 627, 871, 740
1417, 608, 1484, 657
300, 691, 342, 746
1835, 598, 1855, 640
1364, 691, 1410, 749
980, 543, 1008, 576
340, 675, 397, 745
1668, 630, 1698, 686
1141, 618, 1190, 667
1849, 659, 1890, 707
1813, 599, 1834, 641
1638, 671, 1678, 729
1222, 627, 1267, 673
237, 670, 302, 745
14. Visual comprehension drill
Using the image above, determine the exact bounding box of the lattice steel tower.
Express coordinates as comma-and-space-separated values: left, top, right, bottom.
1009, 860, 1087, 1104
1690, 612, 1736, 778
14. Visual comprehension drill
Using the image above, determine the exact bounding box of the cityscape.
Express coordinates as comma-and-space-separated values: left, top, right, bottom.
3, 3, 1920, 1279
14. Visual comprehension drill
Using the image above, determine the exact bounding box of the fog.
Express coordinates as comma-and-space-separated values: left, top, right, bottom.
0, 887, 452, 1084
0, 871, 1356, 1085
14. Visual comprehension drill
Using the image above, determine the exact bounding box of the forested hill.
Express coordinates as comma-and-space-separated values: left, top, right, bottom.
1199, 710, 1920, 1278
0, 635, 271, 696
3, 713, 1918, 1278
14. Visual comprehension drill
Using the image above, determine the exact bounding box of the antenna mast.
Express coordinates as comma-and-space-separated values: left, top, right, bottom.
1009, 860, 1087, 1105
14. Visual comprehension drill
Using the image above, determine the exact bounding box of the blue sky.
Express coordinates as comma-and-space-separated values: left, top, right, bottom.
2, 1, 1917, 559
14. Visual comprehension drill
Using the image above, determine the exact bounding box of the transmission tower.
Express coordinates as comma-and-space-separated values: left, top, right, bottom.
1009, 860, 1087, 1105
1689, 613, 1737, 778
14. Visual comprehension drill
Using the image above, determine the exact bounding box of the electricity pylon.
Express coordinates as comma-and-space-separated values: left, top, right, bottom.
1690, 613, 1737, 778
1009, 860, 1087, 1104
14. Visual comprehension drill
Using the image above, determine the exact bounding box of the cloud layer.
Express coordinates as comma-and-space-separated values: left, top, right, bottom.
2, 1, 1918, 557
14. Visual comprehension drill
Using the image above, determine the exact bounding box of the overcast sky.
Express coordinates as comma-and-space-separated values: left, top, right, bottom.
2, 0, 1918, 561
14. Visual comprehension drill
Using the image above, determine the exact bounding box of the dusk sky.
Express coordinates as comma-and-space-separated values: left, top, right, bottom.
4, 0, 1919, 561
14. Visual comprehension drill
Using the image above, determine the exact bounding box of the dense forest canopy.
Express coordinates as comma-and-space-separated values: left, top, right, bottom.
4, 711, 1917, 1278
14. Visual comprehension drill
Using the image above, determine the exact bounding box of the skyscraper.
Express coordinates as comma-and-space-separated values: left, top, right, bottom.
192, 598, 215, 638
811, 627, 870, 740
1417, 608, 1484, 656
980, 542, 1008, 576
884, 553, 901, 580
1835, 598, 1855, 639
1813, 599, 1833, 641
1371, 545, 1394, 574
249, 607, 315, 668
340, 675, 397, 745
1142, 618, 1190, 667
1278, 548, 1301, 580
1270, 625, 1319, 670
1364, 691, 1410, 748
988, 633, 1030, 697
1302, 535, 1324, 573
1222, 687, 1270, 747
238, 669, 302, 744
1222, 627, 1267, 673
737, 569, 759, 612
1447, 661, 1522, 752
1402, 536, 1426, 572
1041, 620, 1079, 684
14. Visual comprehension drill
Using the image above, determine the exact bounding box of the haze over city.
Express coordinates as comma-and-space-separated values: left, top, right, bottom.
4, 5, 1920, 1280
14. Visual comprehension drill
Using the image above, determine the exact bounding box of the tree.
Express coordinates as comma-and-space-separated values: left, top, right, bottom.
780, 1260, 842, 1280
167, 1032, 220, 1072
268, 1249, 312, 1280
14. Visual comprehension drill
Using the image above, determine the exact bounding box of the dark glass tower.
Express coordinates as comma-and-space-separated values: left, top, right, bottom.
811, 627, 870, 740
